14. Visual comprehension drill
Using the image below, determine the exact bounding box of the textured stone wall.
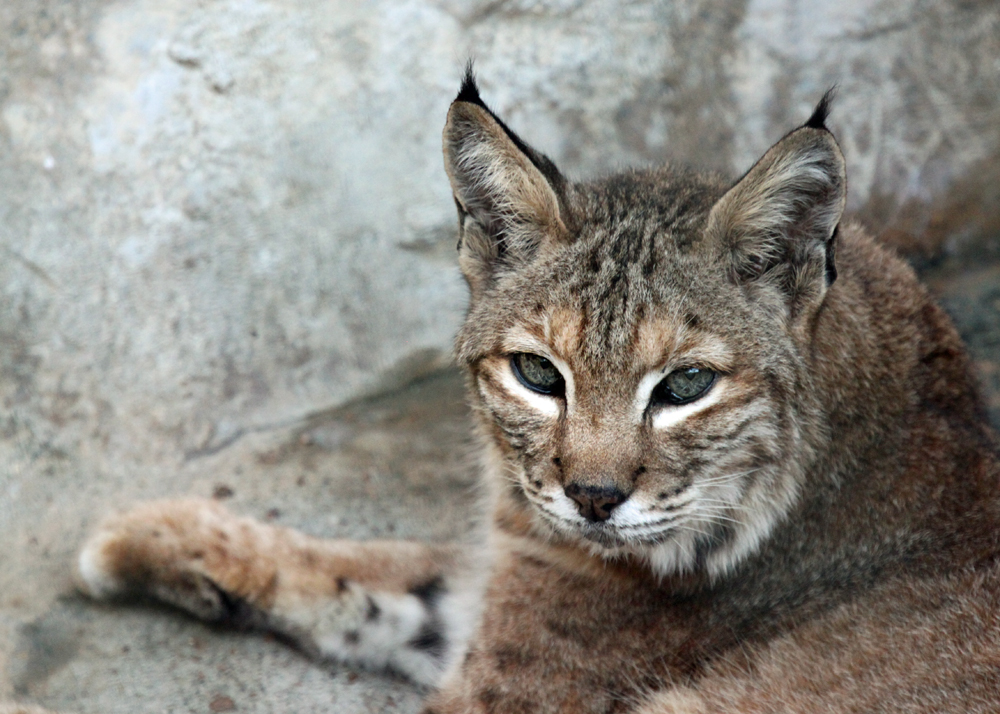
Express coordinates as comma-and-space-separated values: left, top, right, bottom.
2, 0, 998, 470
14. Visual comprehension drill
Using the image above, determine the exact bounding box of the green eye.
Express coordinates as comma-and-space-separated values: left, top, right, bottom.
511, 353, 565, 396
652, 367, 716, 406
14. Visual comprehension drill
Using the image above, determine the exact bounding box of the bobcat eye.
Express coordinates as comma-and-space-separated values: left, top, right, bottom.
651, 367, 716, 406
511, 353, 565, 396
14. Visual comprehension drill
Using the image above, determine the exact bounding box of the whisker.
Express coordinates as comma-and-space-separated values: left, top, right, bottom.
615, 515, 681, 532
668, 524, 718, 540
696, 467, 761, 486
689, 504, 744, 519
694, 513, 742, 525
655, 496, 697, 510
692, 502, 744, 512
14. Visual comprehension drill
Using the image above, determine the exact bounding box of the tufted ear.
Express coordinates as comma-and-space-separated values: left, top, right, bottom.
706, 92, 846, 318
443, 68, 570, 296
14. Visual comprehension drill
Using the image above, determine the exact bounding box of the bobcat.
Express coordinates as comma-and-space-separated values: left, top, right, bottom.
18, 71, 1000, 713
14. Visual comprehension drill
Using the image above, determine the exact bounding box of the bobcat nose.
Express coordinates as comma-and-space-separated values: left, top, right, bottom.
564, 483, 630, 522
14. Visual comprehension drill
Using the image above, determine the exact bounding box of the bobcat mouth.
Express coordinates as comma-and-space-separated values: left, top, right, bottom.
577, 521, 675, 549
579, 525, 631, 548
531, 496, 683, 549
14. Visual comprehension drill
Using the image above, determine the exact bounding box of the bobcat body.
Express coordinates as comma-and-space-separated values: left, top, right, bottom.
65, 73, 1000, 713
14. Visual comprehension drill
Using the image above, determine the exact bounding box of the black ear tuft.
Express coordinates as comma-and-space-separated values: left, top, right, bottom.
448, 64, 566, 194
455, 61, 484, 107
444, 67, 570, 295
804, 87, 837, 130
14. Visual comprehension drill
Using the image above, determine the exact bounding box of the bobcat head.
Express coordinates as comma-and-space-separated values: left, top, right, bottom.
443, 70, 846, 578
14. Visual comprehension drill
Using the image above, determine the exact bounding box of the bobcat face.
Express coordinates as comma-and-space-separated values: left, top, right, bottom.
445, 72, 844, 576
460, 193, 816, 576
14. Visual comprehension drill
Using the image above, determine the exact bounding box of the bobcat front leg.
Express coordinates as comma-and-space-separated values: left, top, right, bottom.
77, 498, 474, 685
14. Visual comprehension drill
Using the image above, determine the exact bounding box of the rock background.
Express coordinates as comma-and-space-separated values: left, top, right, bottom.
0, 0, 998, 712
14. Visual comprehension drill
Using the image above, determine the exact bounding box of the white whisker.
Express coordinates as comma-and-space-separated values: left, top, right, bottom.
693, 513, 742, 525
696, 467, 761, 486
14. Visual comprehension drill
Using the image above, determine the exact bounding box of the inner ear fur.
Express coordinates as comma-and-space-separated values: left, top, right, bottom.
707, 123, 847, 313
442, 80, 569, 294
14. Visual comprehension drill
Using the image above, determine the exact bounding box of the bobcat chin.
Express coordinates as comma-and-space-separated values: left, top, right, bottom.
55, 71, 1000, 713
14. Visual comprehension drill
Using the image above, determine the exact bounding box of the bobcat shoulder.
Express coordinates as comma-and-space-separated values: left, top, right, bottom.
68, 73, 1000, 714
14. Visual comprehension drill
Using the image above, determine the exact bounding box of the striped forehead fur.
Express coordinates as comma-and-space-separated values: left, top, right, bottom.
462, 172, 730, 359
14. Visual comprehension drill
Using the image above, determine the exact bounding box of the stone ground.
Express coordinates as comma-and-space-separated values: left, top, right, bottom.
2, 370, 479, 713
0, 249, 997, 714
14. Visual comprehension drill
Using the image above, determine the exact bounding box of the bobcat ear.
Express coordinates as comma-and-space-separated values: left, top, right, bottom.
706, 91, 846, 315
443, 68, 569, 295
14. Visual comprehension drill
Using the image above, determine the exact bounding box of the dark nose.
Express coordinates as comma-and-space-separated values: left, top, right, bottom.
564, 483, 630, 522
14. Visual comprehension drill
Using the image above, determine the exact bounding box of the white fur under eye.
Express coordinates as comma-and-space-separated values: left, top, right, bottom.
634, 372, 725, 429
496, 353, 575, 418
499, 366, 560, 416
651, 382, 723, 429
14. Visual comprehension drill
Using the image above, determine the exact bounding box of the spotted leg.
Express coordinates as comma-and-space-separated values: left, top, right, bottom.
77, 498, 477, 685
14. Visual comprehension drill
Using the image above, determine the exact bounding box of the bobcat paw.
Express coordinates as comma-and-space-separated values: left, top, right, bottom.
77, 498, 457, 685
76, 498, 275, 624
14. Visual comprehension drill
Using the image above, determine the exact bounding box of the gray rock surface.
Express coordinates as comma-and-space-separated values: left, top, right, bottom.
3, 370, 478, 713
1, 0, 998, 712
